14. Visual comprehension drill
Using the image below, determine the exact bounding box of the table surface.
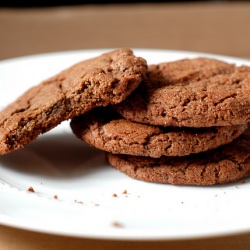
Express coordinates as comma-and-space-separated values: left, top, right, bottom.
0, 2, 250, 249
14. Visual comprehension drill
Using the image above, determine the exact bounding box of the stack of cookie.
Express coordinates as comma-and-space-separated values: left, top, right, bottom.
0, 49, 249, 186
70, 57, 250, 185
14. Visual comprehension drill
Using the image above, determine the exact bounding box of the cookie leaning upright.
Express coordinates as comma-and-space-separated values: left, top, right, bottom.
113, 58, 250, 127
0, 49, 147, 155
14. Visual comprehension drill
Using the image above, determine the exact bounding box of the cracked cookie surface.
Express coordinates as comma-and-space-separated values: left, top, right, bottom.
106, 125, 250, 185
70, 107, 247, 158
0, 49, 147, 155
113, 58, 250, 127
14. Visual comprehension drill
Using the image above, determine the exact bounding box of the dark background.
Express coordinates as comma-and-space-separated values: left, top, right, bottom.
0, 0, 245, 8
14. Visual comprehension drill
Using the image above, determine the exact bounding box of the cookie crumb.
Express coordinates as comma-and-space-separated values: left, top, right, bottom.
54, 195, 58, 199
112, 221, 123, 228
112, 193, 118, 197
240, 180, 246, 184
27, 186, 35, 192
122, 189, 127, 194
74, 200, 84, 204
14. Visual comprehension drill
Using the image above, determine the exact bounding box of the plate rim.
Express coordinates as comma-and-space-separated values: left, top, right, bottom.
1, 47, 250, 65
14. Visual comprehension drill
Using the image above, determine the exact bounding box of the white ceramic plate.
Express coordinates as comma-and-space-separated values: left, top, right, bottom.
0, 49, 250, 240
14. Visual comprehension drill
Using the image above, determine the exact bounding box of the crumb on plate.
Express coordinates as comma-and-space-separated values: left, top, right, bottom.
27, 186, 35, 192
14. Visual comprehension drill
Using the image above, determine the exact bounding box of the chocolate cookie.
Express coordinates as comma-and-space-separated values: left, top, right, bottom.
113, 58, 250, 127
0, 49, 147, 155
106, 125, 250, 185
71, 107, 247, 158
